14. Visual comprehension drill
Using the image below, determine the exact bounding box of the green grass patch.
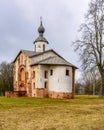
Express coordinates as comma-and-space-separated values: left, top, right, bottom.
0, 95, 104, 130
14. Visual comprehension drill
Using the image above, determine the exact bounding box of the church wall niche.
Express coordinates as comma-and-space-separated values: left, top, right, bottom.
18, 65, 26, 91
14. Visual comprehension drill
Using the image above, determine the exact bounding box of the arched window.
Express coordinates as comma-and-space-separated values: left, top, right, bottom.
20, 68, 25, 81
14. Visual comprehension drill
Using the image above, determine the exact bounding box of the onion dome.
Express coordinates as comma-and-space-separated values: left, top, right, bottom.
33, 19, 49, 44
38, 21, 45, 36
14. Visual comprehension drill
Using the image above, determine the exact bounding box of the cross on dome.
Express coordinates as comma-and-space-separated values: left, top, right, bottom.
38, 17, 45, 36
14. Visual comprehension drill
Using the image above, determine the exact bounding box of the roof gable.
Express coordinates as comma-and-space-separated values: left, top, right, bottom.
31, 50, 77, 68
13, 50, 34, 63
31, 56, 74, 66
13, 49, 77, 68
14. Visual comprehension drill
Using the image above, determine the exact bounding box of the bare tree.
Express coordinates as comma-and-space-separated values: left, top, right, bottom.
0, 61, 13, 95
73, 0, 104, 97
82, 69, 100, 95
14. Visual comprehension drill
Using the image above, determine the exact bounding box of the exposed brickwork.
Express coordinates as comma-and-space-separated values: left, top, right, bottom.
35, 88, 73, 99
6, 89, 73, 99
35, 88, 44, 98
49, 91, 73, 99
34, 88, 49, 98
5, 91, 27, 98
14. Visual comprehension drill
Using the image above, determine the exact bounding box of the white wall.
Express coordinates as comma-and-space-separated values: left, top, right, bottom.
35, 41, 47, 53
38, 65, 49, 88
49, 66, 72, 93
37, 65, 73, 93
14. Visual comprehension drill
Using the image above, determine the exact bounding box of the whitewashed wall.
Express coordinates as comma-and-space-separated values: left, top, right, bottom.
49, 66, 72, 93
38, 65, 49, 88
37, 65, 72, 93
35, 41, 48, 53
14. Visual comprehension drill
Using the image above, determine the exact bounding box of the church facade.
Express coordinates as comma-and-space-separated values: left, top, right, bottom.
6, 21, 77, 99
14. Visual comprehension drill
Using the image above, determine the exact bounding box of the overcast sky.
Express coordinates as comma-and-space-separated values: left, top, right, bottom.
0, 0, 91, 80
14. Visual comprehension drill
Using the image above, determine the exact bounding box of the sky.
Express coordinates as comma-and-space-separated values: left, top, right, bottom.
0, 0, 91, 80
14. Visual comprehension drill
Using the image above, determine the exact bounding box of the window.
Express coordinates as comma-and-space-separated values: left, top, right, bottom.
44, 81, 48, 89
50, 69, 53, 76
20, 68, 25, 81
44, 70, 48, 79
32, 71, 35, 78
66, 69, 69, 76
43, 44, 45, 52
33, 82, 35, 88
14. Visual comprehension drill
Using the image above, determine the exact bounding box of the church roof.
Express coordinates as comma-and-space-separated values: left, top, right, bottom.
31, 55, 77, 68
22, 50, 35, 57
34, 36, 48, 44
13, 49, 77, 68
13, 50, 34, 63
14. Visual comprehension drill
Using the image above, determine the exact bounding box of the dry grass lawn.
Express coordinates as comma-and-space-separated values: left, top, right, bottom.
0, 95, 104, 130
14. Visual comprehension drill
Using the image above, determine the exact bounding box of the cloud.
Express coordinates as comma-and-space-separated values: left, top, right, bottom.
0, 0, 90, 69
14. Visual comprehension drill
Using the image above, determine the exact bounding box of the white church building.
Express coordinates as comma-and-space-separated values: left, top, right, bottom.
6, 20, 77, 99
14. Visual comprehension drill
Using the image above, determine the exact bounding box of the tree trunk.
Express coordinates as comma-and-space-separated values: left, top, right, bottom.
93, 83, 95, 95
99, 74, 104, 98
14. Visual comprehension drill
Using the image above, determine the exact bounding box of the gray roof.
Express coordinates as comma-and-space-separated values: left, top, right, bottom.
13, 49, 77, 68
13, 50, 35, 62
22, 50, 35, 57
31, 56, 75, 67
34, 36, 48, 44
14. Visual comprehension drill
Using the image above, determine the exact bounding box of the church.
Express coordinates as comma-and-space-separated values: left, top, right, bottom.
6, 20, 77, 99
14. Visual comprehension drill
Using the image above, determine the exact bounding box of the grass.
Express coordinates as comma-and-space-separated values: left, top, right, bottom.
0, 95, 104, 130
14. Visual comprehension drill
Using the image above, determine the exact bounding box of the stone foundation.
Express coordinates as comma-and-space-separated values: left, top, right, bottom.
5, 91, 27, 98
49, 91, 73, 99
34, 89, 73, 99
5, 90, 73, 99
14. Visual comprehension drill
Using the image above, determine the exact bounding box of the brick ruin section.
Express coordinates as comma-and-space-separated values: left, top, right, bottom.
49, 91, 73, 99
34, 88, 49, 98
5, 89, 73, 99
34, 89, 73, 99
5, 91, 27, 98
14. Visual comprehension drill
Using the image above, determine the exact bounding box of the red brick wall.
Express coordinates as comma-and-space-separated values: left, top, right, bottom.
35, 88, 49, 98
5, 91, 27, 98
49, 91, 73, 99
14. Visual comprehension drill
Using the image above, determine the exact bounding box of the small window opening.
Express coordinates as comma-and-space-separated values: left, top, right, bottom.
44, 70, 48, 78
44, 81, 48, 88
33, 82, 35, 88
43, 44, 45, 51
50, 69, 53, 76
66, 69, 69, 76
